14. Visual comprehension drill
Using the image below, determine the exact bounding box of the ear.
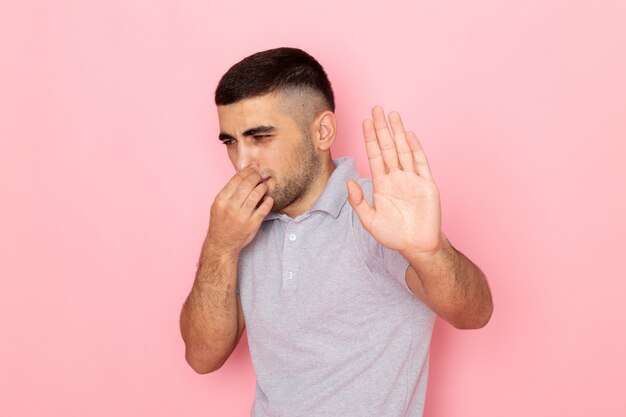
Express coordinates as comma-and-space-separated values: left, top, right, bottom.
313, 111, 336, 151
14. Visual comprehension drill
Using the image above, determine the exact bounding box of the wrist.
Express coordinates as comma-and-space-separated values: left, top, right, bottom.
401, 232, 449, 266
202, 234, 241, 261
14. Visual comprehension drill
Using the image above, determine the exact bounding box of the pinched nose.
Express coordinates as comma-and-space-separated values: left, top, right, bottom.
235, 156, 261, 173
234, 146, 259, 172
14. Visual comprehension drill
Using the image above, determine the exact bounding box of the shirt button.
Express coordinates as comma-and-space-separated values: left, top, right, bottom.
289, 234, 296, 241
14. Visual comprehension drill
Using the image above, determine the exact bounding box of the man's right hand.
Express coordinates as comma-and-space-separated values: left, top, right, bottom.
205, 166, 274, 255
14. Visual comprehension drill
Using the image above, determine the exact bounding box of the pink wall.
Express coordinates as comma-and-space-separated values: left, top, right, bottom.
1, 1, 625, 416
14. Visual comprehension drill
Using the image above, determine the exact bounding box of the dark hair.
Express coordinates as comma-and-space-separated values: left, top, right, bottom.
215, 47, 335, 112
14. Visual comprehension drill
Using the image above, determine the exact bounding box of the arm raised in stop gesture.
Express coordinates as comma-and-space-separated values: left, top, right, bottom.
347, 106, 493, 329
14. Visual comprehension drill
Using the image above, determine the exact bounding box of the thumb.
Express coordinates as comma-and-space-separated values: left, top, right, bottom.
347, 179, 374, 231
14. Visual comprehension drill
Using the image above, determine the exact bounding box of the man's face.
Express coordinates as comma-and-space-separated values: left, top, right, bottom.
217, 93, 321, 212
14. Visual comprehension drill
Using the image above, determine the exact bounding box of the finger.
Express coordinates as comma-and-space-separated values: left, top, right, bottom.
218, 166, 261, 200
230, 171, 264, 207
346, 180, 374, 232
388, 111, 414, 173
241, 182, 269, 216
372, 105, 400, 172
363, 119, 386, 179
252, 195, 274, 223
406, 131, 433, 180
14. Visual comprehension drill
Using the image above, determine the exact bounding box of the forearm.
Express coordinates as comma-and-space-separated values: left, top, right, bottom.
180, 241, 241, 373
179, 166, 272, 373
403, 234, 493, 329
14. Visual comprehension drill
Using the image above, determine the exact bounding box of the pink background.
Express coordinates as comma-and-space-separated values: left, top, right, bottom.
1, 0, 625, 416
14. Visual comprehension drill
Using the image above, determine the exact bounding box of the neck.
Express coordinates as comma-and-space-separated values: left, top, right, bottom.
279, 158, 336, 218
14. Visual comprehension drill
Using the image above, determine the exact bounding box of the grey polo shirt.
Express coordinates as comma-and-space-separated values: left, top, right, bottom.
238, 157, 436, 417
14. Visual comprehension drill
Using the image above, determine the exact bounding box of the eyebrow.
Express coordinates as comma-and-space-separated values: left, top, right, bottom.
218, 125, 276, 141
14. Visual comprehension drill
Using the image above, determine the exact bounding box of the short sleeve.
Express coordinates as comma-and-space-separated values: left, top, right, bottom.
380, 245, 411, 288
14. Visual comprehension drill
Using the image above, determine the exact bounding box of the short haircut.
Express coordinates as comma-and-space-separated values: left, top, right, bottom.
215, 47, 335, 112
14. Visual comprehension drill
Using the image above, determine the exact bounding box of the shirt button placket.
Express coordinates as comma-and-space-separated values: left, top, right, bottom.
282, 224, 299, 294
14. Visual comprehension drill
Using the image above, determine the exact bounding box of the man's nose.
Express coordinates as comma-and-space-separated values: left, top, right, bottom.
235, 143, 258, 172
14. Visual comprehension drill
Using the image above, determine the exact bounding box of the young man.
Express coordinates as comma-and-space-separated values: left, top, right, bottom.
180, 47, 493, 416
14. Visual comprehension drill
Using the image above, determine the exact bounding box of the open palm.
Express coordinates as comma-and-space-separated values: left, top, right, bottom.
347, 106, 442, 255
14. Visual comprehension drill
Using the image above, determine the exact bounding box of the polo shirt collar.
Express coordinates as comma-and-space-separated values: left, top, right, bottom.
264, 157, 359, 221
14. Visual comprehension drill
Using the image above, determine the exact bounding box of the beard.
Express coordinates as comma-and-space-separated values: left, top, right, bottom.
263, 133, 321, 212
